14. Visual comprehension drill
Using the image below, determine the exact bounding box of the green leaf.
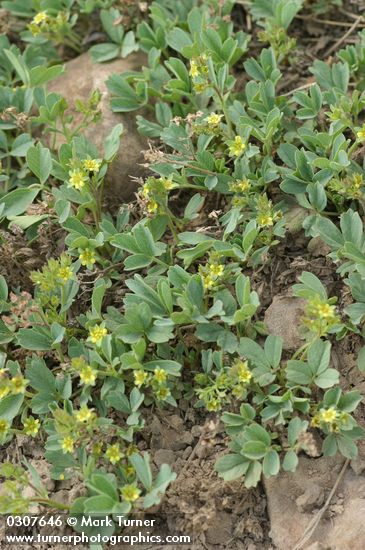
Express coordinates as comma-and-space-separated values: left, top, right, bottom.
29, 65, 64, 87
338, 390, 362, 412
25, 358, 55, 393
242, 440, 268, 460
166, 27, 192, 53
263, 450, 280, 478
239, 338, 270, 369
0, 394, 24, 422
17, 328, 53, 350
129, 453, 153, 491
90, 43, 120, 63
104, 123, 123, 161
83, 495, 116, 514
86, 474, 119, 501
0, 276, 8, 301
244, 460, 262, 488
215, 454, 249, 481
282, 450, 298, 472
26, 143, 52, 184
0, 188, 40, 217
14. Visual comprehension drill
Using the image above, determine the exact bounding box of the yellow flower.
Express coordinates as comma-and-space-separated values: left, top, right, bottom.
236, 360, 252, 384
69, 170, 88, 190
230, 179, 251, 193
0, 384, 10, 400
82, 159, 101, 173
33, 11, 48, 24
146, 199, 158, 213
9, 375, 27, 395
193, 82, 207, 93
61, 436, 75, 454
0, 419, 9, 435
206, 398, 220, 412
228, 136, 246, 157
134, 370, 148, 387
353, 174, 363, 189
154, 367, 167, 384
79, 366, 97, 386
141, 182, 152, 198
209, 264, 224, 277
162, 177, 173, 190
310, 413, 321, 428
316, 303, 336, 320
205, 113, 223, 126
257, 213, 274, 227
189, 59, 199, 78
89, 324, 107, 345
79, 248, 96, 267
23, 417, 40, 437
105, 443, 123, 464
155, 386, 171, 400
202, 275, 215, 290
319, 407, 338, 423
75, 406, 94, 423
357, 128, 365, 141
57, 266, 73, 283
121, 484, 141, 502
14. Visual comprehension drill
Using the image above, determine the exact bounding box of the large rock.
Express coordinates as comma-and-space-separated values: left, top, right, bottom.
48, 52, 148, 203
264, 452, 365, 550
264, 295, 307, 350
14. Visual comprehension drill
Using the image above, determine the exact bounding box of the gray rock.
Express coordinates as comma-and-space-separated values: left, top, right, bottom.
264, 295, 307, 350
48, 51, 148, 203
154, 449, 176, 467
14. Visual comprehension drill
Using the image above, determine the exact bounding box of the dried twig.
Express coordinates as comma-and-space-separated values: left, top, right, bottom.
292, 458, 350, 550
324, 16, 363, 58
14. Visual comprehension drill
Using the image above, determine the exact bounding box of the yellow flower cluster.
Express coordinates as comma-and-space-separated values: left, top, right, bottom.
69, 170, 87, 190
154, 367, 167, 384
83, 159, 101, 173
23, 417, 40, 437
61, 436, 75, 454
205, 113, 223, 127
199, 257, 224, 291
357, 127, 365, 141
29, 11, 49, 35
105, 443, 124, 464
228, 136, 246, 157
79, 248, 96, 268
75, 406, 94, 423
80, 366, 97, 386
189, 54, 209, 92
88, 324, 108, 345
134, 370, 148, 388
229, 179, 251, 194
311, 406, 350, 432
140, 176, 173, 215
0, 374, 28, 400
256, 196, 282, 228
121, 484, 141, 503
155, 386, 171, 401
329, 174, 364, 201
72, 358, 98, 386
236, 360, 253, 384
304, 298, 339, 336
31, 254, 74, 294
67, 159, 100, 191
